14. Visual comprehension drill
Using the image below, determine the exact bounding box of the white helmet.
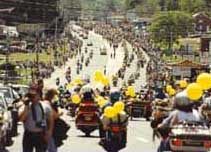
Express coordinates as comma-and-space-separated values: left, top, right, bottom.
174, 90, 191, 107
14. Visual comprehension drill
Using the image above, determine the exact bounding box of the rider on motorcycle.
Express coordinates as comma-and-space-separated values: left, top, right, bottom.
100, 110, 128, 146
157, 90, 201, 152
109, 81, 121, 104
80, 75, 95, 102
155, 87, 167, 100
159, 90, 200, 128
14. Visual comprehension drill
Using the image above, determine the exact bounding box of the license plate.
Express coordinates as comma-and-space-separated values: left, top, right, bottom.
85, 116, 91, 121
134, 109, 141, 113
184, 141, 202, 147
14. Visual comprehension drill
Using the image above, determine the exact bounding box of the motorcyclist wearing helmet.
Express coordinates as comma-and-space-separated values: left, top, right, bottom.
109, 81, 121, 104
100, 109, 128, 146
157, 91, 201, 152
155, 87, 167, 100
159, 90, 200, 128
80, 75, 95, 102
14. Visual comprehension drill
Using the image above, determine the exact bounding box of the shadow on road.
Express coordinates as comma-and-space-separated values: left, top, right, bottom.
77, 135, 99, 138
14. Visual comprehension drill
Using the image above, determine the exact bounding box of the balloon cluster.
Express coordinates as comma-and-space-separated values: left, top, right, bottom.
66, 78, 83, 90
187, 73, 211, 101
166, 85, 176, 96
96, 96, 107, 108
166, 79, 188, 96
94, 70, 110, 86
125, 86, 136, 97
104, 101, 125, 118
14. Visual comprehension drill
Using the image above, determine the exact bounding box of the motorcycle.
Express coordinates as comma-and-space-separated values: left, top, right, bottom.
158, 121, 211, 152
75, 102, 100, 136
126, 97, 152, 121
102, 124, 127, 152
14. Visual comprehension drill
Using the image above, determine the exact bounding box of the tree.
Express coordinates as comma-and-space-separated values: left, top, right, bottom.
135, 0, 160, 16
178, 0, 206, 13
149, 11, 194, 51
166, 0, 180, 10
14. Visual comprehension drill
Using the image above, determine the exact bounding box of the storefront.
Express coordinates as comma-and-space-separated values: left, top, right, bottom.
168, 60, 209, 81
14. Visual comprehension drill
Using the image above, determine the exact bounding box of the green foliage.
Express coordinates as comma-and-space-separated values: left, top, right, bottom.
125, 0, 210, 16
135, 0, 160, 16
178, 0, 206, 13
149, 11, 194, 49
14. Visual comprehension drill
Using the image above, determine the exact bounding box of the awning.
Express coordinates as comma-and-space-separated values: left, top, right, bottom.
168, 60, 208, 68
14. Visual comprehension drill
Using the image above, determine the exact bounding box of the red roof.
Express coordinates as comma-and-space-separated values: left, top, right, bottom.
168, 60, 208, 68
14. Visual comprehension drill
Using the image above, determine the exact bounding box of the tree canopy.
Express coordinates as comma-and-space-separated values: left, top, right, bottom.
149, 11, 194, 49
125, 0, 211, 16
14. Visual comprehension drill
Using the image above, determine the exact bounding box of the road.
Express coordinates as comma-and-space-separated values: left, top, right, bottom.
8, 26, 159, 152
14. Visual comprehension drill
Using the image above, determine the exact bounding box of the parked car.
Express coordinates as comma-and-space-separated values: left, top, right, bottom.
11, 84, 29, 98
0, 93, 13, 147
0, 86, 20, 105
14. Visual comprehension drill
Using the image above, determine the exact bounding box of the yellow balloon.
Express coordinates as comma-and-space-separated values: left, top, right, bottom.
98, 98, 107, 108
102, 76, 110, 86
127, 86, 136, 97
187, 83, 203, 101
96, 96, 104, 103
113, 101, 125, 113
71, 94, 81, 104
94, 70, 103, 80
125, 91, 130, 96
94, 75, 101, 82
66, 83, 73, 89
169, 88, 176, 96
74, 78, 83, 85
179, 80, 188, 88
104, 106, 116, 118
166, 85, 172, 93
196, 73, 211, 90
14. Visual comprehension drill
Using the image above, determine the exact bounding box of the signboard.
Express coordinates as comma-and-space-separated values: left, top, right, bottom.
173, 67, 191, 77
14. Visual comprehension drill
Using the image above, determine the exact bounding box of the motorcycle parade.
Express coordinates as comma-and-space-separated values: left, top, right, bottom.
2, 1, 211, 151
1, 22, 211, 152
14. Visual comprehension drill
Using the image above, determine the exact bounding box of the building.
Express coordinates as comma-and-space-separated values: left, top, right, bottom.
193, 12, 211, 33
168, 60, 209, 80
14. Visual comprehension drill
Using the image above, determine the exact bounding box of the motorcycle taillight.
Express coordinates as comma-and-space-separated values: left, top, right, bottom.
172, 138, 183, 147
112, 126, 120, 133
204, 141, 211, 148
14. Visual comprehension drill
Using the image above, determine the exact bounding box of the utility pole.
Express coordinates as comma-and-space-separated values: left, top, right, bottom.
170, 31, 173, 56
5, 33, 10, 85
35, 32, 39, 80
55, 17, 58, 41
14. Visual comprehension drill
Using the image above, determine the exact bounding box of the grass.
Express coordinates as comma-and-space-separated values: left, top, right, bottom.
0, 52, 54, 64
